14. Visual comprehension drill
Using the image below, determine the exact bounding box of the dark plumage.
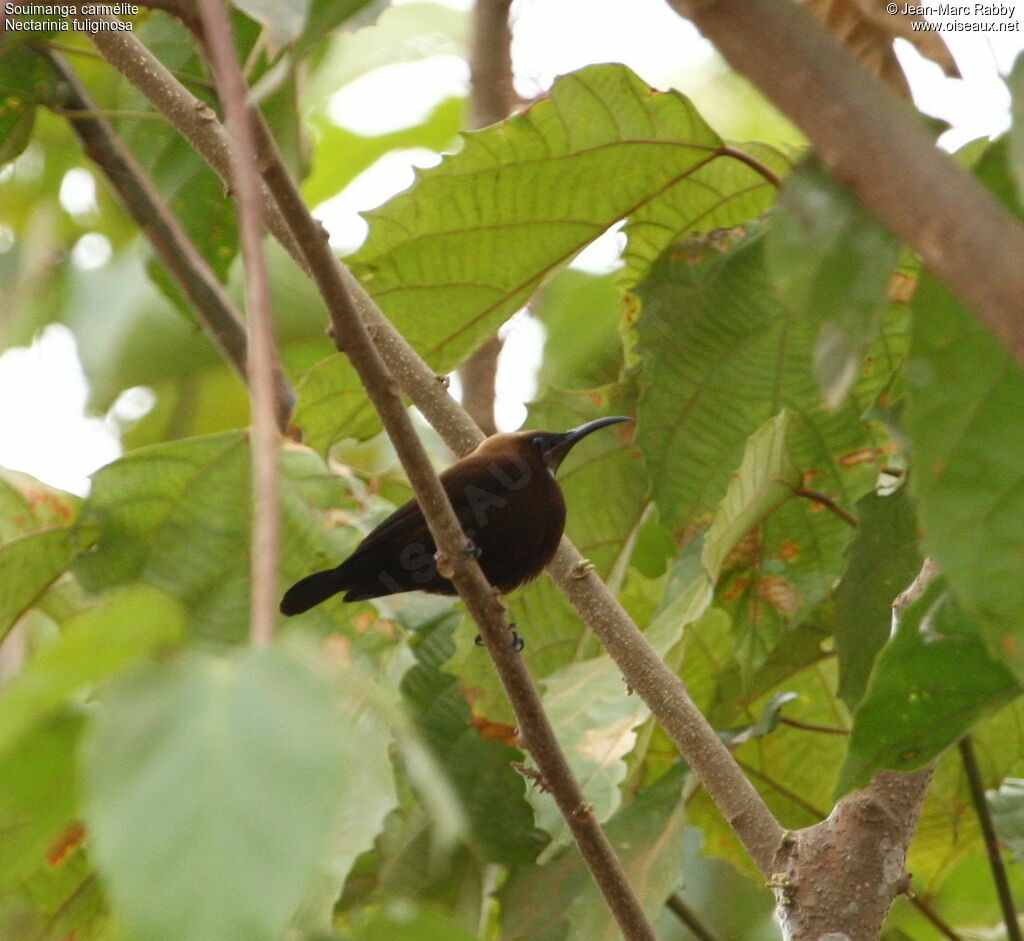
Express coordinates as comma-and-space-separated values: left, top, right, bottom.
280, 416, 630, 615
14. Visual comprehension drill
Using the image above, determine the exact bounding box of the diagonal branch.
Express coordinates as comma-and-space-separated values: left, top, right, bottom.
78, 12, 786, 877
255, 113, 660, 941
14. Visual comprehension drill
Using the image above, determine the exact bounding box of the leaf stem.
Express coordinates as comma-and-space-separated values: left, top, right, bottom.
719, 143, 782, 187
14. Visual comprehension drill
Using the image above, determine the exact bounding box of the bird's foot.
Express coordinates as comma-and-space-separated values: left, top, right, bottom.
570, 558, 595, 579
475, 622, 524, 652
463, 540, 482, 559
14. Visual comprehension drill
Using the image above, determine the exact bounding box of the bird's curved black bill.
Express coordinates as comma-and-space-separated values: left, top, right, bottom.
542, 415, 632, 470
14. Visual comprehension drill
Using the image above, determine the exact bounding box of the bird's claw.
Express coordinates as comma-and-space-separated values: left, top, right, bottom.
464, 540, 482, 559
475, 622, 524, 652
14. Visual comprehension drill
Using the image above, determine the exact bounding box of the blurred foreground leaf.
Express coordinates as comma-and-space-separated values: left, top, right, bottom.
81, 647, 349, 941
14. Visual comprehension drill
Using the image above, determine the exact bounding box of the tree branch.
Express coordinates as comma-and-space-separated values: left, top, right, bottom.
664, 0, 1024, 367
78, 12, 786, 878
253, 110, 659, 941
458, 0, 518, 435
773, 767, 933, 939
39, 47, 294, 434
193, 0, 281, 648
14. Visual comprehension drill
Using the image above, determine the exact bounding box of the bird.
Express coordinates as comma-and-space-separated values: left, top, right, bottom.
279, 416, 631, 615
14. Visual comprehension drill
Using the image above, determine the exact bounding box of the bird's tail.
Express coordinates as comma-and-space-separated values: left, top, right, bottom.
279, 568, 348, 616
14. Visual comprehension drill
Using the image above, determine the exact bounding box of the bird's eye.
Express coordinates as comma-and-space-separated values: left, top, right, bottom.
531, 435, 546, 451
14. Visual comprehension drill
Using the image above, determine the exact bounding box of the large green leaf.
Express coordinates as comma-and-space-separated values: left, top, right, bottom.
81, 647, 350, 941
533, 269, 625, 393
905, 274, 1024, 676
636, 232, 880, 670
74, 431, 362, 639
836, 581, 1020, 796
0, 585, 184, 753
350, 63, 783, 370
765, 160, 900, 407
635, 231, 877, 531
295, 64, 784, 452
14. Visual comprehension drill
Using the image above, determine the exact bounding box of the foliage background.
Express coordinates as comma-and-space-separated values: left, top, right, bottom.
1, 2, 1024, 940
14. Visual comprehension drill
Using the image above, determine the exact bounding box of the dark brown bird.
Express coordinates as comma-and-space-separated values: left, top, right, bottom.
280, 416, 630, 615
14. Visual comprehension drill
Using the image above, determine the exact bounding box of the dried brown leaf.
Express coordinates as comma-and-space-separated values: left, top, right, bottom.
807, 0, 960, 98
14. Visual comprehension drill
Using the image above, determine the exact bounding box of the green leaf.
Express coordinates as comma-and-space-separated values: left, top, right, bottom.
302, 96, 463, 208
0, 842, 105, 939
636, 232, 879, 671
74, 431, 362, 640
527, 652, 653, 842
765, 160, 900, 407
351, 63, 784, 371
0, 469, 89, 641
905, 274, 1024, 676
0, 585, 184, 753
401, 612, 542, 864
636, 231, 876, 533
81, 647, 350, 941
0, 711, 84, 892
0, 45, 59, 166
0, 468, 80, 534
700, 410, 797, 581
0, 527, 94, 643
116, 16, 239, 298
292, 353, 383, 454
836, 581, 1020, 796
534, 268, 625, 392
835, 485, 922, 710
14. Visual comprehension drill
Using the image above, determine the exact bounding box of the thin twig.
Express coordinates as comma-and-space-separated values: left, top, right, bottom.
52, 107, 170, 121
959, 736, 1022, 941
666, 892, 723, 941
194, 0, 281, 648
908, 893, 964, 941
78, 16, 787, 878
778, 716, 848, 735
38, 48, 294, 434
790, 486, 859, 528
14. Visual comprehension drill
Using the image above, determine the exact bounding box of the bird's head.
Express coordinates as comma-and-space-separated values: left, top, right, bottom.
475, 416, 632, 474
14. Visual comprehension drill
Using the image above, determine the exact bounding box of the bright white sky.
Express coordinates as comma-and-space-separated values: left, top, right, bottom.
1, 0, 1022, 492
